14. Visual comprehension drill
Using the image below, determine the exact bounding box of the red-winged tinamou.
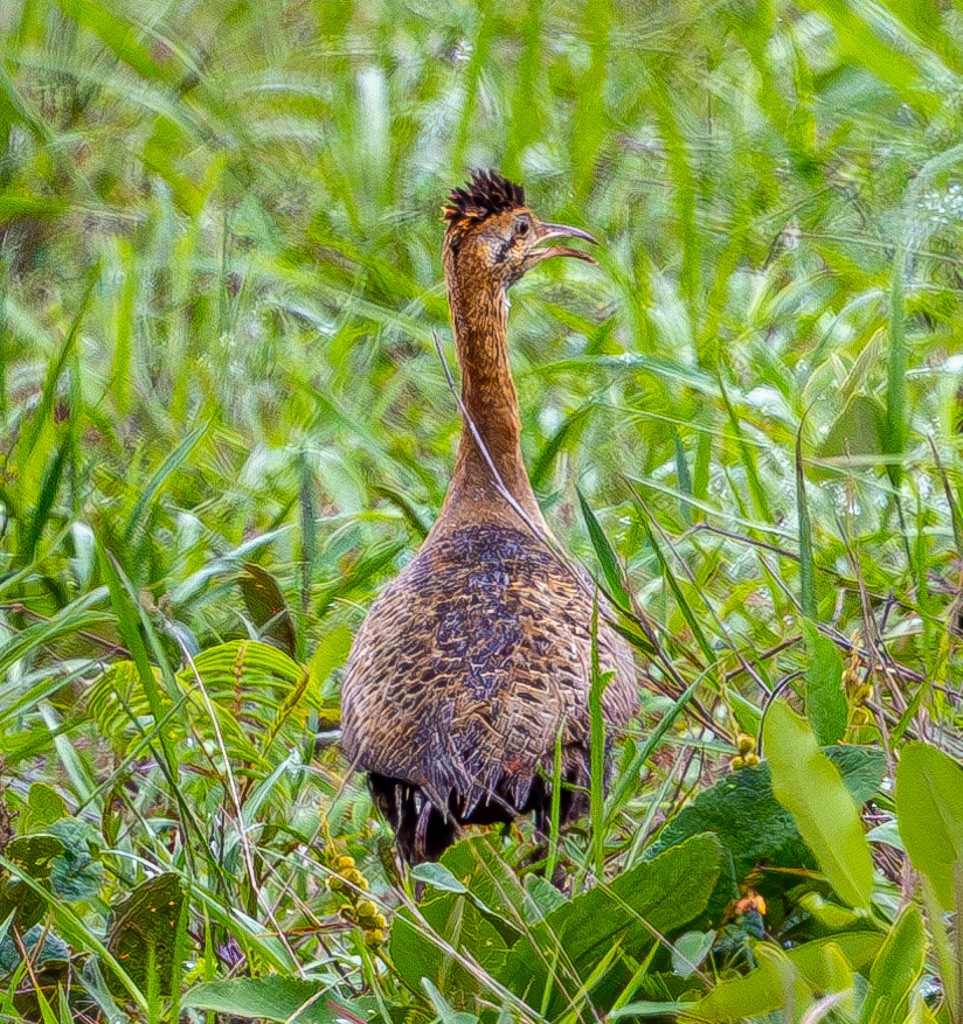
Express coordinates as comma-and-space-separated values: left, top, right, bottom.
341, 171, 639, 863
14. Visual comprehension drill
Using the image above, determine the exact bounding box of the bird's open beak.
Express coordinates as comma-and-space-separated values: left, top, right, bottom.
528, 221, 599, 266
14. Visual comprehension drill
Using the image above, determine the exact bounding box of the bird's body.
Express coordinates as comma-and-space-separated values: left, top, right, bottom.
341, 172, 638, 861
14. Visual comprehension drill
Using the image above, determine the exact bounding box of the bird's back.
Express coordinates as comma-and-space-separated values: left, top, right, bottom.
341, 523, 637, 822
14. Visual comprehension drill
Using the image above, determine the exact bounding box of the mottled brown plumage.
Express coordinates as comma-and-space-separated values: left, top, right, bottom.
341, 171, 639, 862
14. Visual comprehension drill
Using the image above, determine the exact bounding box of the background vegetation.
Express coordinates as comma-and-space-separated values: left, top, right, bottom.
1, 0, 962, 1021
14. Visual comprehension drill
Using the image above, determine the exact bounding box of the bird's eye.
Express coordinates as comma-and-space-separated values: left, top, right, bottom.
515, 218, 530, 237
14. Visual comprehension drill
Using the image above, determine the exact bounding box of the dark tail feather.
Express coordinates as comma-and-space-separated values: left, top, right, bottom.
369, 773, 457, 863
367, 768, 588, 863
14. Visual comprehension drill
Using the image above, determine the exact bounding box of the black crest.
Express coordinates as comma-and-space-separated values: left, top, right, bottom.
443, 169, 525, 225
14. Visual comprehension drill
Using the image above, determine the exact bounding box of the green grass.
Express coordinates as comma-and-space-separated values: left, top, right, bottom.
1, 0, 962, 1021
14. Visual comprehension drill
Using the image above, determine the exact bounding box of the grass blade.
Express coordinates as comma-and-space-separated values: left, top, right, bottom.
795, 416, 816, 620
577, 488, 631, 612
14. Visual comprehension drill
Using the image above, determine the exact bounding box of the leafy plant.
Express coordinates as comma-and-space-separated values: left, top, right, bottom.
1, 0, 962, 1020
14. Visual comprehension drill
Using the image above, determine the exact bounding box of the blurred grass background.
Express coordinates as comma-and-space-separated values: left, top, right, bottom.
1, 0, 962, 1019
3, 0, 961, 654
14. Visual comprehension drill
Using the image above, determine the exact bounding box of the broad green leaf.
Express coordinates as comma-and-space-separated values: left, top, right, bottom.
860, 904, 926, 1024
523, 875, 566, 920
647, 746, 884, 899
0, 925, 70, 977
239, 562, 298, 656
685, 933, 877, 1021
814, 395, 886, 473
764, 702, 873, 909
0, 727, 56, 766
23, 784, 66, 832
183, 978, 356, 1023
439, 835, 529, 930
107, 873, 184, 996
802, 619, 847, 745
896, 743, 963, 910
46, 818, 104, 901
671, 930, 715, 978
0, 835, 65, 930
410, 862, 468, 894
5, 835, 65, 878
389, 891, 510, 1004
798, 892, 863, 932
501, 834, 724, 1016
307, 625, 353, 688
0, 873, 47, 933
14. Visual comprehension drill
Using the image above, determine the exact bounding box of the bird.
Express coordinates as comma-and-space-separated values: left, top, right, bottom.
341, 170, 639, 863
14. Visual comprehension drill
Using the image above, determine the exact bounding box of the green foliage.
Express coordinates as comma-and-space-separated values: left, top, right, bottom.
764, 701, 874, 911
106, 873, 184, 997
896, 744, 963, 912
682, 932, 882, 1022
86, 638, 333, 769
802, 619, 848, 746
647, 745, 885, 916
182, 977, 353, 1023
503, 834, 724, 1018
862, 905, 927, 1024
1, 0, 962, 1020
391, 833, 724, 1020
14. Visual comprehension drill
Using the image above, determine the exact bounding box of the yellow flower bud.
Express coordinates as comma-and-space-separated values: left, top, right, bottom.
737, 733, 755, 755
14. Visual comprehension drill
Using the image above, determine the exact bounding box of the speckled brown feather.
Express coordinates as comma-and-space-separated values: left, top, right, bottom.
341, 172, 639, 861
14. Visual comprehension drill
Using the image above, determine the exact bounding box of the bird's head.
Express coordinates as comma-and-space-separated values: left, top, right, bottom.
442, 170, 596, 292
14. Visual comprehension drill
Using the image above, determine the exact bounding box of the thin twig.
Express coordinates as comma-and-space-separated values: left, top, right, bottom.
723, 636, 801, 682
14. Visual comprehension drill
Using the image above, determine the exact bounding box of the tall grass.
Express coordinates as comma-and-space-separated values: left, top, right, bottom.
1, 0, 961, 1021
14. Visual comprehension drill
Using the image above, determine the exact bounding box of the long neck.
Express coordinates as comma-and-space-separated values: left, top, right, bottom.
438, 270, 545, 529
